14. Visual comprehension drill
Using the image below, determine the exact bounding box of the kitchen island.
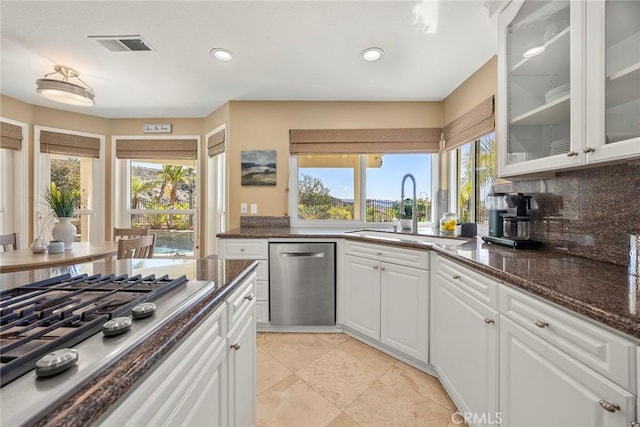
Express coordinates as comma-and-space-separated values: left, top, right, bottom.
0, 256, 257, 427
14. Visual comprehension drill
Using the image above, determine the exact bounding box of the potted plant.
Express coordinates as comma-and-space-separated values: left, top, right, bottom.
398, 198, 413, 230
42, 183, 78, 250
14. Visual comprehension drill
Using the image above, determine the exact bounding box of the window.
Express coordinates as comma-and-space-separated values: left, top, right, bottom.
34, 126, 105, 243
293, 153, 436, 225
129, 160, 197, 257
451, 132, 497, 225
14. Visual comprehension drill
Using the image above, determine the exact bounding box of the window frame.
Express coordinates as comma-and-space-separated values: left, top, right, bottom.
449, 132, 496, 229
0, 117, 28, 248
113, 134, 201, 259
289, 153, 439, 228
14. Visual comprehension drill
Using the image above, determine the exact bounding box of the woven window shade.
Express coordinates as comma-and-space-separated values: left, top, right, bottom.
289, 128, 441, 154
207, 129, 225, 157
0, 121, 23, 151
116, 139, 198, 160
40, 130, 101, 158
443, 96, 495, 151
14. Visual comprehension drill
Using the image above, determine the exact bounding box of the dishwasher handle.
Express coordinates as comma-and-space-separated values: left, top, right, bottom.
279, 252, 326, 258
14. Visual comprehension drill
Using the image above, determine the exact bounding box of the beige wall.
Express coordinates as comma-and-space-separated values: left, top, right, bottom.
226, 101, 442, 229
440, 56, 498, 190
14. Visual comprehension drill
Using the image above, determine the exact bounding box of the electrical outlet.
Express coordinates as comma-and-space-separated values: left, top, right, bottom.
251, 203, 258, 214
240, 203, 248, 214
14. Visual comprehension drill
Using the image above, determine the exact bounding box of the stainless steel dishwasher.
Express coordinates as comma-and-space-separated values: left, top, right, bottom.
269, 242, 335, 326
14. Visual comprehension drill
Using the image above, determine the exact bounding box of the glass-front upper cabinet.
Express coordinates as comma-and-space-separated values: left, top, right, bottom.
498, 0, 584, 176
585, 0, 640, 163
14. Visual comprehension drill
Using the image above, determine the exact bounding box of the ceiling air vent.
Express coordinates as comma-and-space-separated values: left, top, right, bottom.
88, 35, 153, 52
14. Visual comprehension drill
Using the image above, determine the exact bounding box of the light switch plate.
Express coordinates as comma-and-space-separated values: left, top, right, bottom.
240, 203, 248, 214
251, 204, 258, 214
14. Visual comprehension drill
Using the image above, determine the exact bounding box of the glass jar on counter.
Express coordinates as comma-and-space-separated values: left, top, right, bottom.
439, 212, 459, 236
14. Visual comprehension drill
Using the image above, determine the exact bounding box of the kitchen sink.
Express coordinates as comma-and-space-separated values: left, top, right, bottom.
344, 230, 469, 246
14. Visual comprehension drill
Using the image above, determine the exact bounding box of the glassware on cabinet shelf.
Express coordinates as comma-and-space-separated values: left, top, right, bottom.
604, 0, 640, 145
506, 0, 571, 164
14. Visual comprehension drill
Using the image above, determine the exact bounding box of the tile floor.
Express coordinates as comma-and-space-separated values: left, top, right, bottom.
256, 332, 466, 427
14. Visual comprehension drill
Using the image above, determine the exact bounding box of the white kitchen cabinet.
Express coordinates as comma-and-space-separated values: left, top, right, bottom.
497, 0, 640, 178
227, 303, 256, 427
430, 257, 498, 427
380, 261, 428, 362
500, 315, 636, 426
343, 254, 381, 340
98, 303, 229, 427
219, 238, 269, 325
342, 242, 429, 363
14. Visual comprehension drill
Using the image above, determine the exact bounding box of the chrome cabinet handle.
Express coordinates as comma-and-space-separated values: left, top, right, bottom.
240, 248, 245, 252
452, 275, 461, 279
583, 147, 595, 153
244, 294, 254, 301
380, 266, 386, 271
373, 265, 379, 270
598, 400, 620, 413
230, 343, 240, 350
376, 252, 383, 256
566, 151, 579, 157
534, 320, 549, 328
484, 318, 495, 324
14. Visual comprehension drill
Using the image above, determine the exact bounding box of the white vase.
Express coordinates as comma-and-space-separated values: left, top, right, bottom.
400, 218, 412, 230
52, 217, 76, 250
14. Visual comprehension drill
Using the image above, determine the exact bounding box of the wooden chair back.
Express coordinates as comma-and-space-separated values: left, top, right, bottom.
0, 233, 18, 252
117, 235, 156, 259
113, 227, 150, 240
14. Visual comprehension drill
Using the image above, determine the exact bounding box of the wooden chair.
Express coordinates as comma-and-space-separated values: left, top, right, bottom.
0, 233, 18, 252
117, 235, 156, 259
113, 227, 150, 240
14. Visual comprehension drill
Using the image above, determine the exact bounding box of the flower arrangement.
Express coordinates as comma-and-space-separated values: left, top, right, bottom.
399, 198, 413, 219
42, 183, 78, 218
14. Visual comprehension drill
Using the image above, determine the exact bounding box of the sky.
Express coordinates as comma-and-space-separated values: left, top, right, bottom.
300, 154, 433, 201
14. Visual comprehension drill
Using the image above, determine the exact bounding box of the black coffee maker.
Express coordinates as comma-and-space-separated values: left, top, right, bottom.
482, 193, 543, 249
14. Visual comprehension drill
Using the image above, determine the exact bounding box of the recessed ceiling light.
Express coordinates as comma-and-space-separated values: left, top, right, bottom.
210, 48, 234, 62
361, 47, 384, 62
523, 46, 545, 58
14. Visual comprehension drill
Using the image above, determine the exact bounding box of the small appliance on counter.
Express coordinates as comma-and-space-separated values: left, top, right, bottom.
482, 192, 543, 249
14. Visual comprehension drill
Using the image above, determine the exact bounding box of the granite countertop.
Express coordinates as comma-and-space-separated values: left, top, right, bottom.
220, 227, 640, 340
0, 257, 257, 427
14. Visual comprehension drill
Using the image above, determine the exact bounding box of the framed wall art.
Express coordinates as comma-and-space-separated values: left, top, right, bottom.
241, 150, 276, 186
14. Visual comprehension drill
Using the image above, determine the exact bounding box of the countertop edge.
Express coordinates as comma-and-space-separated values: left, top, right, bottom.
32, 261, 259, 427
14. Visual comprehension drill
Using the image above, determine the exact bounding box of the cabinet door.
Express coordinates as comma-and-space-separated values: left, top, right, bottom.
343, 254, 380, 340
228, 306, 257, 427
585, 0, 640, 163
498, 0, 586, 177
500, 316, 635, 427
380, 262, 428, 362
98, 304, 228, 427
431, 274, 498, 426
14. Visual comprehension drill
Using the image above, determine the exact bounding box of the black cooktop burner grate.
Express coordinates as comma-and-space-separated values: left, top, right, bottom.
0, 272, 187, 387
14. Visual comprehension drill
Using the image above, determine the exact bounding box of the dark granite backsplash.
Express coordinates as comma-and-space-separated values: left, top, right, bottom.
494, 162, 640, 266
240, 215, 291, 228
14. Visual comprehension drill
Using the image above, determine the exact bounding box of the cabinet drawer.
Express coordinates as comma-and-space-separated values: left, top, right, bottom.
500, 285, 637, 392
256, 301, 269, 324
433, 255, 498, 309
227, 273, 256, 327
219, 239, 268, 259
345, 241, 428, 270
256, 280, 269, 301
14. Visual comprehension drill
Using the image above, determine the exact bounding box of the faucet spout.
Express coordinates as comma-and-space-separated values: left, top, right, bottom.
400, 173, 418, 234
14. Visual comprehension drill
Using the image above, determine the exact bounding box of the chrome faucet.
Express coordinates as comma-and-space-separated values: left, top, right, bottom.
400, 173, 418, 234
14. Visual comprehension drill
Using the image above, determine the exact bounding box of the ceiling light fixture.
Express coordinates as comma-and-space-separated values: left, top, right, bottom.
522, 46, 546, 58
361, 47, 384, 62
35, 65, 95, 106
210, 48, 234, 62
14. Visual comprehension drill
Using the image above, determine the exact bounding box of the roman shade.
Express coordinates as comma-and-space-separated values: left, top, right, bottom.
116, 138, 198, 160
0, 121, 23, 151
443, 96, 495, 151
207, 129, 225, 157
40, 130, 101, 158
289, 128, 441, 154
